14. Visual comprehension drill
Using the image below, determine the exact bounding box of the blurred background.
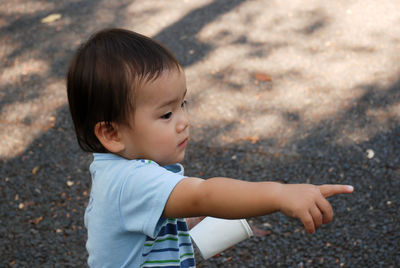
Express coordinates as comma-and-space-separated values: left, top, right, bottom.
1, 0, 399, 266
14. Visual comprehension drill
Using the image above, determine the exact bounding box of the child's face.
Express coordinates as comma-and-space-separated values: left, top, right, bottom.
118, 68, 189, 166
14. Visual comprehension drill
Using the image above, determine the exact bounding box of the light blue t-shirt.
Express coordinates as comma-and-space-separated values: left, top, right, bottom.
85, 153, 195, 267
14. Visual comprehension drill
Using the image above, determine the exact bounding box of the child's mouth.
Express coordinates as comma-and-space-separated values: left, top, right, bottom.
178, 138, 188, 148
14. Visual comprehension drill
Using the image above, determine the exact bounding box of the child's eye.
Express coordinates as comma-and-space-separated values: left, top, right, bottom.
181, 100, 188, 109
161, 112, 172, 119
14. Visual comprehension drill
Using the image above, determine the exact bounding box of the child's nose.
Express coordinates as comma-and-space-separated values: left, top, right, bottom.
176, 111, 189, 133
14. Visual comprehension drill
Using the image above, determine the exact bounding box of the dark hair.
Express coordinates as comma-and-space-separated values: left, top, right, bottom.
67, 28, 181, 152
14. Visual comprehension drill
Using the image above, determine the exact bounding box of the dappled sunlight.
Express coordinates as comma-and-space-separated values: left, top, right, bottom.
339, 100, 400, 146
0, 1, 135, 159
126, 0, 213, 36
0, 59, 48, 86
223, 113, 286, 144
367, 102, 400, 129
0, 38, 20, 62
0, 0, 55, 15
182, 0, 400, 149
0, 79, 66, 158
0, 0, 398, 160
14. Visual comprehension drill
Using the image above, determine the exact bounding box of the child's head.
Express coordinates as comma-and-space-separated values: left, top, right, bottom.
67, 28, 189, 164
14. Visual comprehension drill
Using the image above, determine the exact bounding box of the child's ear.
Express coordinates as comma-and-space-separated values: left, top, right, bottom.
94, 122, 125, 153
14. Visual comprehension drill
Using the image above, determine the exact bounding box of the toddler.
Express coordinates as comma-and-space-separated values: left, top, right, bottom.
67, 28, 353, 268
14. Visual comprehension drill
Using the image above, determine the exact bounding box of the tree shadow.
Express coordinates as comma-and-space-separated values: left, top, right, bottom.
153, 0, 247, 67
0, 0, 249, 265
185, 77, 399, 267
0, 0, 130, 111
297, 8, 330, 36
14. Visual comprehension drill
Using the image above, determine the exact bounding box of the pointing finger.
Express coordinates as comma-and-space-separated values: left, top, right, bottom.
318, 185, 354, 198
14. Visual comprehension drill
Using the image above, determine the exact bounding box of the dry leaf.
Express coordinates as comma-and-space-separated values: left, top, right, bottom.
250, 225, 271, 237
19, 200, 35, 209
243, 136, 260, 144
255, 72, 272, 82
223, 256, 233, 262
29, 216, 43, 225
32, 166, 39, 175
41, 13, 62, 24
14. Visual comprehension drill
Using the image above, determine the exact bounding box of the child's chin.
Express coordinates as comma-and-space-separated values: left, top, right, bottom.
178, 152, 186, 162
160, 152, 186, 165
172, 154, 185, 164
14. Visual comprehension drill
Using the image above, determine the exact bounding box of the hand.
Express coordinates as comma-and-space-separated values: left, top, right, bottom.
277, 184, 353, 234
186, 217, 205, 230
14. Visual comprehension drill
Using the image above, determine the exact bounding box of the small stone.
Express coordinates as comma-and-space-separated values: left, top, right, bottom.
366, 149, 374, 159
262, 222, 272, 228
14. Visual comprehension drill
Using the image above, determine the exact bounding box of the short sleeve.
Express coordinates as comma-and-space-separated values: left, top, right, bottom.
119, 162, 185, 238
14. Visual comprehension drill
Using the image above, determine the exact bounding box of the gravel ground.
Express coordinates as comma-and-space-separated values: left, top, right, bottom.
1, 0, 399, 267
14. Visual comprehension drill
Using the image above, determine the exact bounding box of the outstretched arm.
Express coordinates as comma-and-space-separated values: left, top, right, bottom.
163, 177, 353, 233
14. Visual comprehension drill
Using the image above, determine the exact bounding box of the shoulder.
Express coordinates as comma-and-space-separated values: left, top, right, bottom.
90, 153, 185, 188
90, 153, 161, 176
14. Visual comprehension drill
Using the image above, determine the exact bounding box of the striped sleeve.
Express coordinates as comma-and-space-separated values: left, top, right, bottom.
140, 218, 195, 268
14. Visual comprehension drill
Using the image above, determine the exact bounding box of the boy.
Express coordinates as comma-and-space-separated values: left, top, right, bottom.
67, 28, 353, 267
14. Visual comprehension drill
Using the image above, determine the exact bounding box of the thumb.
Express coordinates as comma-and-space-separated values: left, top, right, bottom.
318, 184, 354, 198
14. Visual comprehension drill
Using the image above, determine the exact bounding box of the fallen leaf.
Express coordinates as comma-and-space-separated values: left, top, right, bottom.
41, 13, 62, 24
223, 256, 233, 262
29, 216, 43, 225
19, 200, 35, 209
32, 166, 39, 175
250, 225, 271, 237
283, 231, 291, 237
255, 72, 272, 82
242, 136, 259, 144
25, 201, 35, 206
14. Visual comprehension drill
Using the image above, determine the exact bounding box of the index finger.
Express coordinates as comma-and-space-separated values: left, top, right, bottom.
318, 185, 354, 198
